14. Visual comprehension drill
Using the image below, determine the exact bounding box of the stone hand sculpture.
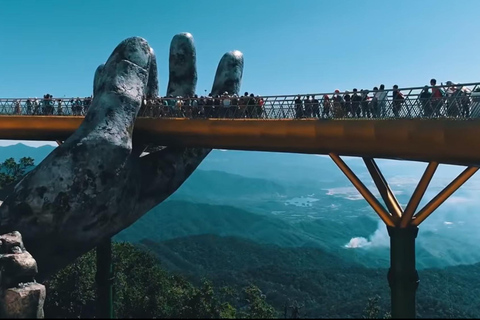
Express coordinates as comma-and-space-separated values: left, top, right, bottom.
0, 33, 244, 279
0, 231, 45, 318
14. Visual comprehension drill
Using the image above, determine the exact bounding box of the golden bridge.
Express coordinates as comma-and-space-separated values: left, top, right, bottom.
2, 82, 480, 318
2, 83, 480, 165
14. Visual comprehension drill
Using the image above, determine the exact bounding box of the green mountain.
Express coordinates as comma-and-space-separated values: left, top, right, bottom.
3, 144, 480, 270
139, 234, 479, 318
116, 200, 341, 250
0, 143, 55, 163
2, 144, 480, 317
140, 234, 357, 275
172, 169, 290, 202
197, 151, 350, 185
119, 198, 469, 269
116, 199, 390, 268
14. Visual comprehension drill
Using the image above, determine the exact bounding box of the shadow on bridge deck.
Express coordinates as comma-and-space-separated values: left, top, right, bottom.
0, 115, 478, 166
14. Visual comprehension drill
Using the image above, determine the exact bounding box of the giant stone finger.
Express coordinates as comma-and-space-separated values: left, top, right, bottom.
134, 49, 244, 215
139, 32, 195, 154
167, 32, 197, 98
77, 37, 156, 147
93, 64, 105, 97
211, 50, 244, 96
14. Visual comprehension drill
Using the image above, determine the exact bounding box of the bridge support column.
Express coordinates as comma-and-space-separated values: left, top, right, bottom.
95, 238, 113, 319
328, 153, 478, 319
387, 226, 419, 319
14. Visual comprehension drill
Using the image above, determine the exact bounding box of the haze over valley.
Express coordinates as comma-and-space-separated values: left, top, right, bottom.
4, 143, 480, 270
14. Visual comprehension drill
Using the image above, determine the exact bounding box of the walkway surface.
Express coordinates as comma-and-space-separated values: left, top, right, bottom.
2, 83, 480, 165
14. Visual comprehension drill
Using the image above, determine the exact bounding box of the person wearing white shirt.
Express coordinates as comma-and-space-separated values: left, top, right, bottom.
221, 92, 230, 118
222, 92, 231, 106
374, 84, 388, 117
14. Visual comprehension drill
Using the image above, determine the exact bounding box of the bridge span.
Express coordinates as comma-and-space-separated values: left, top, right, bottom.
0, 83, 480, 165
1, 116, 480, 167
2, 82, 480, 166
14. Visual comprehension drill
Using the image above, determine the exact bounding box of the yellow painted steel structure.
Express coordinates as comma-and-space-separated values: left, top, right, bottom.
2, 115, 480, 166
411, 166, 479, 226
400, 162, 438, 228
363, 157, 403, 220
329, 153, 396, 227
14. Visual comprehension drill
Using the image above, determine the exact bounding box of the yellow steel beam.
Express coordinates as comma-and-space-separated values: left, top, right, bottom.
363, 157, 403, 222
329, 153, 395, 227
400, 161, 438, 228
411, 166, 478, 226
2, 116, 480, 166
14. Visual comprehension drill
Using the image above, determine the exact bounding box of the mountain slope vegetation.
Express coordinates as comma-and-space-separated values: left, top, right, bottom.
141, 234, 479, 318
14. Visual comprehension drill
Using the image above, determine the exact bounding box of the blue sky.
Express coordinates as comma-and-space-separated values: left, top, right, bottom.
1, 0, 480, 146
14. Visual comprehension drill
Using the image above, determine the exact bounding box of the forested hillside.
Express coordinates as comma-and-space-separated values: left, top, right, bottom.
44, 242, 278, 319
140, 234, 480, 318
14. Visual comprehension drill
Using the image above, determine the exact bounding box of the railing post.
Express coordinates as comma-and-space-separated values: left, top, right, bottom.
96, 238, 114, 319
387, 226, 419, 319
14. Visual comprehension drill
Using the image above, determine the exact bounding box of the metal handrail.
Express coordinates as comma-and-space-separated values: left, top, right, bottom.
244, 82, 480, 99
3, 82, 480, 100
1, 82, 480, 120
0, 82, 480, 101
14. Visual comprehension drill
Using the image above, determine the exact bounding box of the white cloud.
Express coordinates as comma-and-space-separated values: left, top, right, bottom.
443, 196, 472, 205
344, 221, 389, 248
325, 186, 404, 201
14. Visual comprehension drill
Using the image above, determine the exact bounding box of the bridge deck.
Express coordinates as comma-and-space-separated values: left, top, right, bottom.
1, 115, 479, 166
3, 83, 480, 165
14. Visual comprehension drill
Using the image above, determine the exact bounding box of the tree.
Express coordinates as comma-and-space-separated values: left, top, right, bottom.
179, 279, 237, 319
44, 242, 275, 318
0, 157, 35, 189
239, 285, 277, 319
286, 300, 305, 319
362, 295, 390, 319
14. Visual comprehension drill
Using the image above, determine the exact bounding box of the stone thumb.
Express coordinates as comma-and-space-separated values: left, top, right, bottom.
75, 37, 157, 147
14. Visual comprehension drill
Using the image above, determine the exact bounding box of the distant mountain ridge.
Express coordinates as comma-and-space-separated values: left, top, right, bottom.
3, 143, 480, 270
140, 234, 358, 275
116, 200, 337, 249
115, 199, 390, 268
0, 143, 55, 164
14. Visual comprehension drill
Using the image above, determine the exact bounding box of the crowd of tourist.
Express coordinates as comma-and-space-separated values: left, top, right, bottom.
293, 80, 475, 119
140, 92, 264, 118
8, 94, 92, 116
418, 79, 473, 118
136, 80, 477, 119
3, 81, 478, 119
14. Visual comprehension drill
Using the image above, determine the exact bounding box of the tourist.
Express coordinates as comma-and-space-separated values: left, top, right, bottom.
311, 95, 320, 118
322, 94, 331, 119
343, 90, 351, 117
361, 89, 371, 118
392, 85, 404, 117
374, 84, 388, 117
332, 89, 344, 118
419, 86, 432, 117
430, 78, 445, 116
304, 95, 312, 118
294, 95, 303, 119
351, 88, 362, 118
